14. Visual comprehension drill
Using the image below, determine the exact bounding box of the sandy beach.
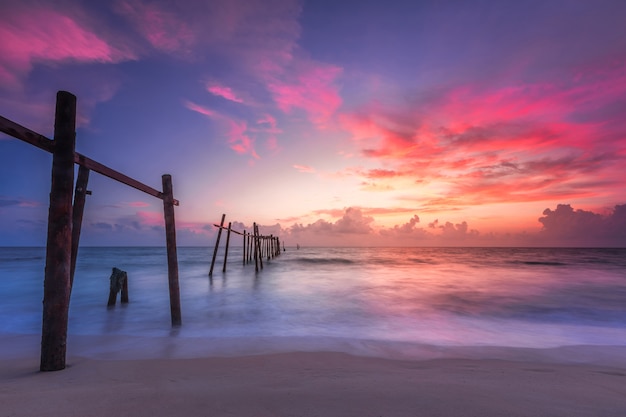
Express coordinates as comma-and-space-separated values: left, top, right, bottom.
2, 351, 626, 417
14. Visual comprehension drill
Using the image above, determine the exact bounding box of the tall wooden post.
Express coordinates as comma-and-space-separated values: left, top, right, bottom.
209, 214, 225, 276
256, 224, 263, 270
222, 222, 232, 273
40, 91, 76, 372
253, 223, 259, 272
162, 174, 181, 326
248, 228, 254, 263
242, 231, 247, 266
70, 165, 90, 290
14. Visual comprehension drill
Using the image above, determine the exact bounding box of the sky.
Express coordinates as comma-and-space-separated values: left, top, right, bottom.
1, 0, 625, 247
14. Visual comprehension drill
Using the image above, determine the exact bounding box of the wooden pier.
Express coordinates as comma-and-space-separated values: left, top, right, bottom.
208, 214, 283, 276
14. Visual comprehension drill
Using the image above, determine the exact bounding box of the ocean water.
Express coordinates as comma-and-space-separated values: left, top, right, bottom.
1, 246, 625, 363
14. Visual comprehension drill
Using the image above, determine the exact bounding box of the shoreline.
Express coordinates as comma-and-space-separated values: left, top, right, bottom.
4, 332, 626, 366
3, 350, 626, 416
3, 333, 626, 415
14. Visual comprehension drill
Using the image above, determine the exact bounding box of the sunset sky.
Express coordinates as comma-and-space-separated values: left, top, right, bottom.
1, 0, 625, 247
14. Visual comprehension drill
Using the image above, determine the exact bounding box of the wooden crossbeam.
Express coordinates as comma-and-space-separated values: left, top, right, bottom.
74, 153, 179, 206
0, 115, 54, 152
0, 115, 178, 206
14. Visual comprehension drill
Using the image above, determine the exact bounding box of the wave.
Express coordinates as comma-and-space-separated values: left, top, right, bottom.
516, 261, 568, 266
2, 256, 44, 262
291, 257, 356, 265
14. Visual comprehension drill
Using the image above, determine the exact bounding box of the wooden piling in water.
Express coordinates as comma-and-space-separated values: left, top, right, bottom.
253, 223, 258, 271
209, 214, 225, 276
248, 227, 254, 263
257, 225, 264, 270
107, 267, 128, 307
242, 231, 247, 266
223, 222, 232, 272
70, 165, 90, 291
162, 174, 181, 326
40, 91, 76, 372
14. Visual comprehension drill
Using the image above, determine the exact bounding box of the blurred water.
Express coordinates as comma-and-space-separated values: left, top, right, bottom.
1, 246, 625, 360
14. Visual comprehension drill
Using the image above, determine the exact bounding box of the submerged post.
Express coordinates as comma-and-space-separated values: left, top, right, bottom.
70, 165, 90, 290
40, 91, 76, 372
209, 214, 225, 276
162, 174, 181, 326
223, 222, 232, 273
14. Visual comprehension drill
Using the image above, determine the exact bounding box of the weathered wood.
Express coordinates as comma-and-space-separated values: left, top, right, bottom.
223, 222, 232, 273
121, 275, 129, 303
242, 231, 247, 266
253, 223, 259, 272
75, 153, 179, 206
0, 114, 54, 153
162, 174, 181, 326
256, 224, 263, 270
246, 230, 251, 263
209, 214, 225, 276
107, 267, 128, 307
70, 166, 90, 291
41, 91, 76, 372
0, 115, 177, 206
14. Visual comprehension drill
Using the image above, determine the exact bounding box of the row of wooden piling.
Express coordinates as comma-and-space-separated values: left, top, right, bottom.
209, 213, 283, 276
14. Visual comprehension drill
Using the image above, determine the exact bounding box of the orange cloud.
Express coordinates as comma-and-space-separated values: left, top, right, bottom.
339, 60, 626, 211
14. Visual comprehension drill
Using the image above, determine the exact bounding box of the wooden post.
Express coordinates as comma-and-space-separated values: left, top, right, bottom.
242, 231, 247, 266
121, 276, 129, 303
70, 165, 90, 291
40, 91, 76, 372
209, 214, 225, 276
222, 222, 232, 273
253, 223, 259, 272
162, 174, 181, 326
256, 224, 263, 270
248, 228, 254, 263
107, 267, 128, 307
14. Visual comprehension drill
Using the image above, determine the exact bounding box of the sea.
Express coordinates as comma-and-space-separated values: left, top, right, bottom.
1, 246, 625, 365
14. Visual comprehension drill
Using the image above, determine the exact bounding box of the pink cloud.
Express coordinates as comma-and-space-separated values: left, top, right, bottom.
226, 120, 259, 159
538, 204, 626, 246
266, 61, 343, 126
293, 164, 315, 173
184, 100, 218, 118
136, 211, 164, 227
126, 201, 151, 208
115, 0, 195, 54
0, 5, 135, 88
206, 82, 245, 103
338, 59, 626, 210
184, 100, 260, 159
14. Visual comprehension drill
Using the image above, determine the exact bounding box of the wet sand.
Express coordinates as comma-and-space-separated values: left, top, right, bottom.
2, 351, 625, 417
